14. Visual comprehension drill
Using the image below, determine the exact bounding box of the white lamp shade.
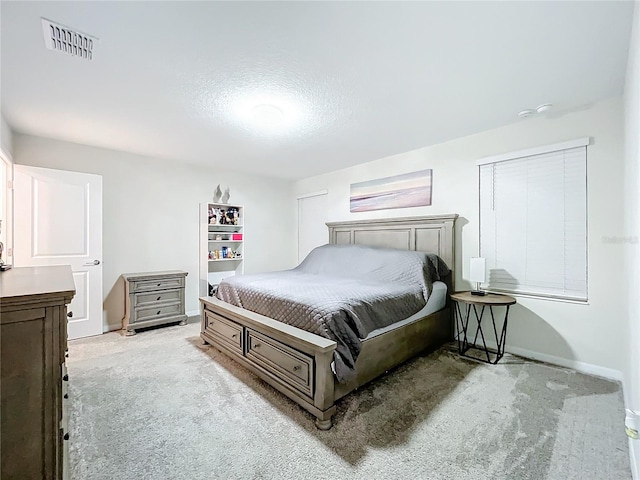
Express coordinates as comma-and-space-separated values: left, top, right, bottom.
469, 257, 486, 283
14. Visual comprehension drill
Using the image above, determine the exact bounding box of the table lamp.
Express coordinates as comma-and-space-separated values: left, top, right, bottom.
470, 257, 486, 296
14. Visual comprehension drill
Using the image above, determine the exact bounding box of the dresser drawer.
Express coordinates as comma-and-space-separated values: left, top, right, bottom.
204, 311, 242, 354
134, 303, 182, 323
246, 329, 313, 398
133, 277, 184, 292
134, 289, 181, 307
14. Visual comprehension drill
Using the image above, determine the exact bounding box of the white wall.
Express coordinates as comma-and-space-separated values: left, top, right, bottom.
1, 115, 13, 158
14, 134, 297, 331
294, 97, 626, 378
0, 116, 13, 267
624, 2, 640, 477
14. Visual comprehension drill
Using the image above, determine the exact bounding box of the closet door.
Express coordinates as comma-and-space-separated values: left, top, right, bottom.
297, 192, 328, 264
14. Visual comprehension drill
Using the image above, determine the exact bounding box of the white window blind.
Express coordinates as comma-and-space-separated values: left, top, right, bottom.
479, 143, 588, 301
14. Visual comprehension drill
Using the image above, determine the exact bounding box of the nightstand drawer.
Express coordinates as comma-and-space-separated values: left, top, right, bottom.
134, 289, 181, 307
133, 277, 184, 292
134, 303, 181, 322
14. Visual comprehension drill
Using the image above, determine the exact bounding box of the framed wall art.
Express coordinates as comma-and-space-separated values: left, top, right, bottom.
350, 169, 433, 213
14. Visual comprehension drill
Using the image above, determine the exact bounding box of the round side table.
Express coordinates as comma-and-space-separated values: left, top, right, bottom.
450, 291, 516, 364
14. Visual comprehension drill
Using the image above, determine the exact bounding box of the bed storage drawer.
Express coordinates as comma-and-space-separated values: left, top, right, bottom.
205, 312, 243, 354
246, 329, 314, 398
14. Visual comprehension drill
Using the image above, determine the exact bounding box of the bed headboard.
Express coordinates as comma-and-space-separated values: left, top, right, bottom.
326, 214, 458, 289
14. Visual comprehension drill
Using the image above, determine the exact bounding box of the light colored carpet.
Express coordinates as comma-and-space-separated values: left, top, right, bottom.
68, 321, 630, 480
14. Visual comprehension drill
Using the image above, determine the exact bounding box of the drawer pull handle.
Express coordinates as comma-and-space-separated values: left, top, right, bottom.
157, 283, 161, 286
231, 334, 237, 338
64, 433, 70, 441
157, 311, 161, 315
63, 374, 69, 382
254, 343, 261, 348
157, 296, 161, 301
64, 393, 69, 399
293, 365, 301, 372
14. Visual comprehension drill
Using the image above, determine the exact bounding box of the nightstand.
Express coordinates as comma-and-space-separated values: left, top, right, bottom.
450, 291, 516, 364
122, 271, 188, 336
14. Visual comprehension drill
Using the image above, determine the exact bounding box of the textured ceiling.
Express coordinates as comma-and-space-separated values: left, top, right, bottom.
0, 1, 635, 180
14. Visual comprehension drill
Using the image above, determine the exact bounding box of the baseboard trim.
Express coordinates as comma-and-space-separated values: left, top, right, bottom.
626, 404, 640, 479
479, 342, 624, 382
630, 436, 639, 479
103, 310, 200, 333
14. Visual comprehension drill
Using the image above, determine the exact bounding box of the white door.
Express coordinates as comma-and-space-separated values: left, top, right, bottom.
298, 191, 328, 263
14, 165, 103, 339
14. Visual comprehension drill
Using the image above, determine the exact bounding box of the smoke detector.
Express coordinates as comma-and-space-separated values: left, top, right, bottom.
518, 103, 553, 119
41, 18, 97, 60
536, 103, 553, 113
518, 109, 536, 119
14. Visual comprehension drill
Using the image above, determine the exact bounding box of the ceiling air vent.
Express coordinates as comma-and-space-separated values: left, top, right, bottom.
41, 18, 97, 60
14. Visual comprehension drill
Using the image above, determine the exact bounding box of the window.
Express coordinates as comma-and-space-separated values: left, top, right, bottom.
478, 138, 588, 301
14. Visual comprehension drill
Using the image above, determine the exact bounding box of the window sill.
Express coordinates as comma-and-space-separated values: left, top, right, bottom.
484, 290, 589, 305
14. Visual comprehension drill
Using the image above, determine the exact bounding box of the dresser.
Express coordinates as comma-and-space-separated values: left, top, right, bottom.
0, 266, 76, 480
122, 271, 188, 335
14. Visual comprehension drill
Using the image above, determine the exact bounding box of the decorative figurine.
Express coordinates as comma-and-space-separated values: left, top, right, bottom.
221, 187, 230, 204
213, 184, 222, 203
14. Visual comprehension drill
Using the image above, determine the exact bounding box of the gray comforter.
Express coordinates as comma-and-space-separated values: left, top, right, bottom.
215, 244, 449, 383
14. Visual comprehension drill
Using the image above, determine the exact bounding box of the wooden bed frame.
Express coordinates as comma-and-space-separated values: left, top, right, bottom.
200, 214, 458, 429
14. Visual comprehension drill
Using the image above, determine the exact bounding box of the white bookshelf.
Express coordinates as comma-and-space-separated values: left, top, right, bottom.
199, 202, 244, 297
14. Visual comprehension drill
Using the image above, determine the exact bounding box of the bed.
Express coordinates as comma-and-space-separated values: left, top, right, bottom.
199, 214, 458, 429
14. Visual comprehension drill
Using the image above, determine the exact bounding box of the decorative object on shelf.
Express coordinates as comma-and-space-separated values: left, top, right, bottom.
469, 257, 487, 296
221, 187, 230, 204
208, 205, 240, 226
213, 184, 222, 203
208, 247, 241, 260
349, 169, 433, 212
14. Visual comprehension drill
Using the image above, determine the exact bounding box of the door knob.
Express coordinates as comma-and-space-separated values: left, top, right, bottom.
83, 259, 101, 266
